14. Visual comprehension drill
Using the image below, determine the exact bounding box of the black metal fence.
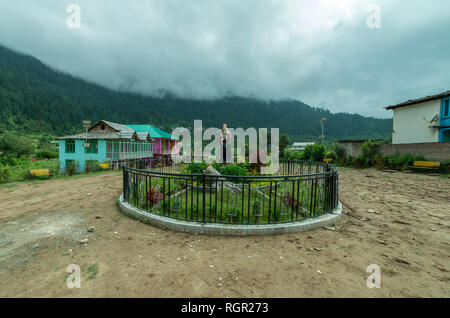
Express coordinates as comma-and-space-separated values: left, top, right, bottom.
122, 160, 338, 225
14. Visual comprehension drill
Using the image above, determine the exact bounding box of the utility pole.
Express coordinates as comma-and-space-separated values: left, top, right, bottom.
82, 120, 91, 172
319, 118, 327, 145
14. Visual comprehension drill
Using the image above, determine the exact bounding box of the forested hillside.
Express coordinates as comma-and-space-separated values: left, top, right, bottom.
0, 44, 392, 141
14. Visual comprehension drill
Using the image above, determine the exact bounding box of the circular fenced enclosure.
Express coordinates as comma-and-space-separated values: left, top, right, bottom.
119, 160, 342, 235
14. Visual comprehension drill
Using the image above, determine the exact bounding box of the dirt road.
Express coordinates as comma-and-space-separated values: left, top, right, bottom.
0, 168, 448, 297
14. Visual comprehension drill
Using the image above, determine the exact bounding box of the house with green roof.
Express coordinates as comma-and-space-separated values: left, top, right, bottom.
56, 120, 178, 173
127, 124, 179, 161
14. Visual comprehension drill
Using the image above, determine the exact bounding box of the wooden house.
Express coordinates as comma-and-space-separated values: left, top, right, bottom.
56, 120, 155, 173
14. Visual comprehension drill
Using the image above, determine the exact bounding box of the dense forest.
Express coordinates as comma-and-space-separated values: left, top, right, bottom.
0, 44, 392, 141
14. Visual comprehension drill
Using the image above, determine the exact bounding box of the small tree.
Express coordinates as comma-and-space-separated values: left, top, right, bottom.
0, 134, 34, 158
303, 144, 326, 162
360, 140, 379, 160
279, 134, 290, 158
0, 165, 11, 183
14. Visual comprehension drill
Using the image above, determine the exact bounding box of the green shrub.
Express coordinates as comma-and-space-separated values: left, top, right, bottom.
35, 150, 58, 160
360, 140, 379, 161
212, 162, 223, 173
220, 164, 249, 177
303, 144, 326, 162
0, 134, 34, 158
284, 149, 304, 161
325, 151, 337, 161
0, 154, 16, 166
440, 160, 450, 173
66, 163, 77, 176
330, 142, 346, 159
345, 156, 354, 167
353, 155, 363, 169
184, 162, 209, 174
85, 160, 100, 173
385, 153, 425, 170
0, 165, 11, 183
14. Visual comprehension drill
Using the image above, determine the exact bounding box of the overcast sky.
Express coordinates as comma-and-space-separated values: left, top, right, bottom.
0, 0, 449, 118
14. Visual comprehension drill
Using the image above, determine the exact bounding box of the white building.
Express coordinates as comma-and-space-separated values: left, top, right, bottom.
290, 142, 315, 151
386, 90, 450, 144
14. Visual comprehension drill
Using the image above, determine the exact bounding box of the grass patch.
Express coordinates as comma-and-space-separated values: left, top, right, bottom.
87, 264, 99, 280
127, 178, 331, 224
8, 159, 59, 182
0, 183, 18, 189
1, 158, 121, 185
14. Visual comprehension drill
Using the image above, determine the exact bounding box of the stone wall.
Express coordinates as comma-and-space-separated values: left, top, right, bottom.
378, 142, 450, 162
340, 142, 363, 157
340, 141, 450, 162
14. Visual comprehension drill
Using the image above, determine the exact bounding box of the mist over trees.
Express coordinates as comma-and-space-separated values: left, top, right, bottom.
0, 45, 392, 141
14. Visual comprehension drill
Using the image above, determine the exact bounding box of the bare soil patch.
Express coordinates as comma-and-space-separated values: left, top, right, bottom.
0, 169, 448, 297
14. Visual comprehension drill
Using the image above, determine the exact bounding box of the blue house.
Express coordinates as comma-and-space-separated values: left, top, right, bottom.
57, 120, 155, 173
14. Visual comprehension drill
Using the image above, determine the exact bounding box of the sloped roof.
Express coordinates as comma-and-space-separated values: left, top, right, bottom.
127, 124, 178, 140
100, 120, 134, 133
386, 90, 450, 110
57, 120, 156, 141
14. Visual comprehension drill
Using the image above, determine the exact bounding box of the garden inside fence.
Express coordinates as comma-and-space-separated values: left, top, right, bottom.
123, 160, 339, 225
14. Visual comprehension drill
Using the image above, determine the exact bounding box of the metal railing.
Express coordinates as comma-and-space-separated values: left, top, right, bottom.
122, 160, 338, 225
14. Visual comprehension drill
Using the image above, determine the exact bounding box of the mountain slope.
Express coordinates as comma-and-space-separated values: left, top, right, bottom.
0, 44, 392, 140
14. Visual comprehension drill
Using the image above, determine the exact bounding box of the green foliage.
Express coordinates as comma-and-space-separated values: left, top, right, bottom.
385, 153, 425, 170
0, 154, 15, 166
380, 136, 392, 144
35, 150, 58, 160
283, 149, 304, 161
0, 44, 392, 140
212, 162, 223, 172
87, 264, 99, 280
280, 134, 290, 158
303, 144, 326, 162
360, 140, 379, 160
440, 160, 450, 173
0, 134, 34, 158
330, 142, 346, 159
0, 164, 10, 183
85, 160, 100, 173
345, 156, 354, 167
353, 154, 374, 168
325, 151, 337, 161
66, 161, 77, 176
184, 162, 209, 174
220, 164, 249, 177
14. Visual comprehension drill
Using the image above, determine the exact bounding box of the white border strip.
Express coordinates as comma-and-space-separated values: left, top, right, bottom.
119, 194, 342, 236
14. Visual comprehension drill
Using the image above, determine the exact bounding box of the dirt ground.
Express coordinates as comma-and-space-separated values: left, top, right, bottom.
0, 168, 448, 298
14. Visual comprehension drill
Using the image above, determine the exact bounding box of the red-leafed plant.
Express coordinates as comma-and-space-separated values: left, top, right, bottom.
146, 187, 162, 206
281, 192, 299, 212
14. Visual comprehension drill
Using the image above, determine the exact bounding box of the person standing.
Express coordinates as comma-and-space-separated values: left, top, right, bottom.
219, 123, 232, 164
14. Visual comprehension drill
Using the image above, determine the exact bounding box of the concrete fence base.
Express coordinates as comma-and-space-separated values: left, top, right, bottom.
119, 194, 342, 236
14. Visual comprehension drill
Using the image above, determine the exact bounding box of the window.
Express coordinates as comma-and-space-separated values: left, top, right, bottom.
65, 159, 75, 167
85, 140, 98, 154
65, 140, 75, 153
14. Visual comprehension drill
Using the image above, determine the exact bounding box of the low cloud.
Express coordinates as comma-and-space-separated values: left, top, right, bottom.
1, 0, 449, 117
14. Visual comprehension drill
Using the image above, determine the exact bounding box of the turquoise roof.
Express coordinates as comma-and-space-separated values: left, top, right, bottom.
126, 124, 178, 140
